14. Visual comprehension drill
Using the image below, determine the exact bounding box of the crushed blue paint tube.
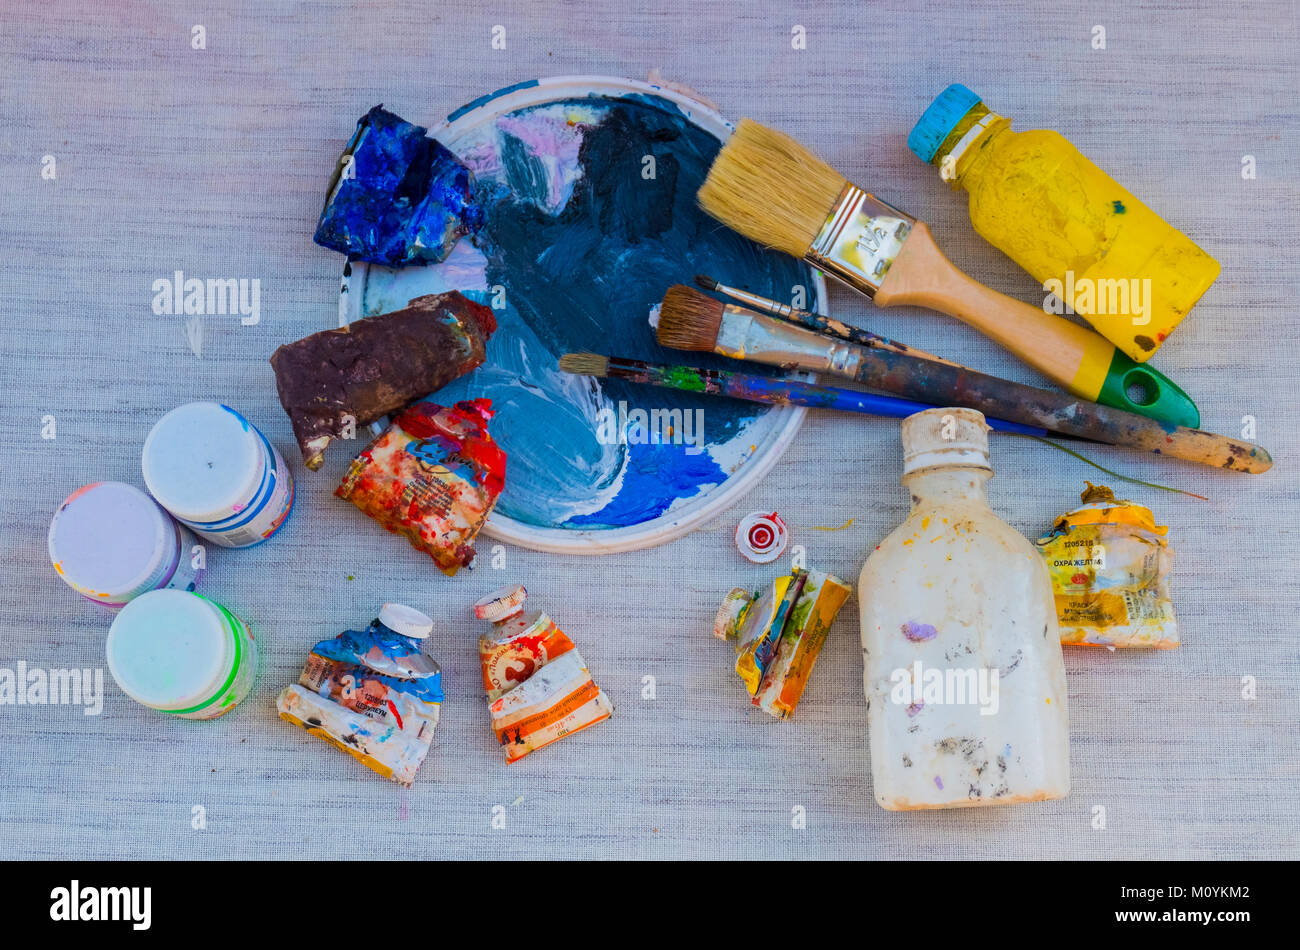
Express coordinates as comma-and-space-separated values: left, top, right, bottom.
314, 105, 483, 267
276, 604, 445, 785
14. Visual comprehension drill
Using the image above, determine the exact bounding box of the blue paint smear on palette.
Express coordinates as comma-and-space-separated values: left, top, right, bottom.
369, 93, 814, 530
567, 440, 729, 527
446, 79, 542, 122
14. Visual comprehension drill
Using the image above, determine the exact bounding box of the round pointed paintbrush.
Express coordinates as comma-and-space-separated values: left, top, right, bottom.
557, 352, 1043, 434
654, 284, 1270, 473
693, 274, 964, 368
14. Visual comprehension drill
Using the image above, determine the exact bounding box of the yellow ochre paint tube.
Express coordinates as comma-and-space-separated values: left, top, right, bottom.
1035, 483, 1180, 649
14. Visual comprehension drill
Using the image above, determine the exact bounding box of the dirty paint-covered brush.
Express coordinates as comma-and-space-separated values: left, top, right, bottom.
696, 118, 1201, 429
693, 274, 964, 369
557, 352, 1043, 434
656, 285, 1271, 474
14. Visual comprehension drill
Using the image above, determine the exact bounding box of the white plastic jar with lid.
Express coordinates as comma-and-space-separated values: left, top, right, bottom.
107, 589, 259, 719
48, 481, 203, 608
142, 402, 294, 548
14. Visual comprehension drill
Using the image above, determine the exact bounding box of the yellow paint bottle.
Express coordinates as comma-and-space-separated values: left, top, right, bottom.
909, 85, 1219, 363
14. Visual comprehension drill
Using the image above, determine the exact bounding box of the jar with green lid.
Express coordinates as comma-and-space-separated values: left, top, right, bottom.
106, 589, 258, 719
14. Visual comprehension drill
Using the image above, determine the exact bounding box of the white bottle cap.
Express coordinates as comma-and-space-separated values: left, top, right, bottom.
473, 585, 528, 622
142, 402, 264, 522
901, 407, 991, 475
379, 603, 434, 638
107, 590, 233, 711
48, 482, 175, 603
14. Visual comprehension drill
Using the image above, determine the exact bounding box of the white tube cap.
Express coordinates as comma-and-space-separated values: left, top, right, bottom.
379, 603, 434, 639
473, 585, 528, 623
901, 407, 991, 475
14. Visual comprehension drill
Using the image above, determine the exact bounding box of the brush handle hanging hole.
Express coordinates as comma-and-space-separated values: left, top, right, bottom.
1123, 368, 1161, 408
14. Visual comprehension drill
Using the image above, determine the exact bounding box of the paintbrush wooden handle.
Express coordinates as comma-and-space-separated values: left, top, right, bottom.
876, 222, 1110, 386
866, 222, 1210, 427
843, 345, 1271, 474
865, 338, 962, 368
808, 314, 965, 369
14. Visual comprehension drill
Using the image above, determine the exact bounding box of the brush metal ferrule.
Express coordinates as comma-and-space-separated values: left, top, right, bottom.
717, 284, 794, 318
714, 304, 863, 375
806, 184, 916, 297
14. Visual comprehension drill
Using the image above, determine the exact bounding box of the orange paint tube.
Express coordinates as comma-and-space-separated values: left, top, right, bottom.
474, 584, 576, 700
473, 585, 613, 762
1036, 483, 1179, 649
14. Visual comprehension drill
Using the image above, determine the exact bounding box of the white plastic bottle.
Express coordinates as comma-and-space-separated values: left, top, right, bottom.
858, 408, 1069, 809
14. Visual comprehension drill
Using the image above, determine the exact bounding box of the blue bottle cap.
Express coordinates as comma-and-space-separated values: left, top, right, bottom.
908, 84, 983, 163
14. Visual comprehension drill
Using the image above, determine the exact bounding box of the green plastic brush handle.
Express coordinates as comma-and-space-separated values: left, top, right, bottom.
1096, 351, 1200, 429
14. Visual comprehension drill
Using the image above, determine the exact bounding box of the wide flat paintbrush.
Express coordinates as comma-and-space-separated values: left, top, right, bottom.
557, 352, 1043, 434
696, 118, 1201, 430
656, 285, 1271, 474
694, 274, 964, 369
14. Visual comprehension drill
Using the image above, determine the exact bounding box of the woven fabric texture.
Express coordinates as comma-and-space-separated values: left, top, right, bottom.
1, 0, 1297, 859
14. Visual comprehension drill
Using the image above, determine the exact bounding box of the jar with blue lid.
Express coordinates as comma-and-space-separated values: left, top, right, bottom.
142, 402, 294, 548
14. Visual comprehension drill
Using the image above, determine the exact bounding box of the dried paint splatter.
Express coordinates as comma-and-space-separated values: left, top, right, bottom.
902, 621, 937, 642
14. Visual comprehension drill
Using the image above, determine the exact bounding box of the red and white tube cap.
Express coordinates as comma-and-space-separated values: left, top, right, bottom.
735, 511, 788, 564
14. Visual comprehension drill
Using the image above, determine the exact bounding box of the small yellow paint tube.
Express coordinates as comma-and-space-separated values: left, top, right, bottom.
754, 571, 852, 718
719, 571, 802, 696
715, 568, 852, 716
1036, 483, 1179, 649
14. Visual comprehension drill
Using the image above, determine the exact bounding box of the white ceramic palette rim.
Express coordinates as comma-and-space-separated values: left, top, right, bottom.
339, 75, 827, 555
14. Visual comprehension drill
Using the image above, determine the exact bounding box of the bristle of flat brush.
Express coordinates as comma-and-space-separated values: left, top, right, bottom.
656, 285, 725, 352
693, 274, 719, 291
558, 352, 609, 377
697, 118, 847, 259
